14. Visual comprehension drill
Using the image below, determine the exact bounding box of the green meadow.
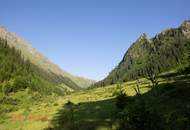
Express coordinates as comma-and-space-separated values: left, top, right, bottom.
1, 70, 189, 130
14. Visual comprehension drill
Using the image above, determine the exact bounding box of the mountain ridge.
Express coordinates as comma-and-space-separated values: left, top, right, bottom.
0, 26, 95, 89
94, 20, 190, 87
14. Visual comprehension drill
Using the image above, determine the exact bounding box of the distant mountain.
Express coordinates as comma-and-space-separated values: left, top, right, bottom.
0, 27, 94, 91
95, 20, 190, 87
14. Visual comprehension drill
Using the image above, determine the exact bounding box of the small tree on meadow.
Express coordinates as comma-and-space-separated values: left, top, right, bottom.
144, 54, 160, 96
184, 41, 190, 72
133, 78, 141, 95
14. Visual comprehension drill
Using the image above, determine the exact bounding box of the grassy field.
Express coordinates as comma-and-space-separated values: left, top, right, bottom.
0, 71, 189, 130
0, 77, 150, 130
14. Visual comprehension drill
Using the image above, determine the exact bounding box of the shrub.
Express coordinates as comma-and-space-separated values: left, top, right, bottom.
118, 99, 165, 130
13, 76, 30, 91
53, 103, 58, 106
116, 91, 133, 110
166, 107, 190, 130
0, 96, 19, 105
2, 79, 14, 95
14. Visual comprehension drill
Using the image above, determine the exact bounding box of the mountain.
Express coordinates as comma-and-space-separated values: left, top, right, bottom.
95, 20, 190, 87
0, 27, 94, 92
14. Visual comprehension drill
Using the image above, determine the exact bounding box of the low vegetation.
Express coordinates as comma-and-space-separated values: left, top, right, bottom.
0, 67, 190, 130
116, 72, 190, 130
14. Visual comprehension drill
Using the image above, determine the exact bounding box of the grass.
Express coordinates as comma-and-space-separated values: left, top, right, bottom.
0, 71, 189, 130
46, 99, 117, 130
0, 78, 147, 130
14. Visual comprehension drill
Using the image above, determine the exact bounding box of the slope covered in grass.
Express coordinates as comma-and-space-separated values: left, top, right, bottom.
46, 72, 190, 130
1, 69, 189, 130
0, 73, 150, 130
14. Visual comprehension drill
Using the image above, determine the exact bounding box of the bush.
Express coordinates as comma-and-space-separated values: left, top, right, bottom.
1, 76, 31, 95
53, 103, 58, 106
0, 96, 19, 105
118, 99, 165, 130
13, 76, 30, 91
2, 79, 14, 95
116, 91, 133, 110
166, 107, 190, 130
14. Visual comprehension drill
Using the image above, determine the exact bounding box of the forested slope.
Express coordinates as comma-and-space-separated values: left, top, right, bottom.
95, 21, 190, 87
0, 27, 94, 89
0, 38, 75, 95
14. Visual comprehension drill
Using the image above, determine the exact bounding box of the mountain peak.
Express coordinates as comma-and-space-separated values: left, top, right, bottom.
0, 26, 8, 38
181, 20, 190, 38
136, 33, 151, 43
0, 25, 7, 30
181, 20, 190, 28
95, 20, 190, 87
139, 33, 148, 38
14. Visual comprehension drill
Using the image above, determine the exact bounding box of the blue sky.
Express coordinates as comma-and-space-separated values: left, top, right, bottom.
0, 0, 190, 80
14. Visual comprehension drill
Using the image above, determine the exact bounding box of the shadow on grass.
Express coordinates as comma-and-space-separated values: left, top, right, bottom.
45, 98, 117, 130
141, 73, 190, 112
45, 72, 190, 130
159, 71, 190, 82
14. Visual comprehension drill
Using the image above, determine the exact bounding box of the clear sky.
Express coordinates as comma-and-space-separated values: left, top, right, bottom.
0, 0, 190, 80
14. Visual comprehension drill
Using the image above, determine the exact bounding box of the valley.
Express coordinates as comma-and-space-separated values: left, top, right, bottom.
0, 73, 161, 130
0, 20, 190, 130
0, 70, 190, 130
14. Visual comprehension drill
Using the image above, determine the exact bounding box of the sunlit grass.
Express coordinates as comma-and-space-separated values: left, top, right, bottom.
1, 71, 189, 130
1, 78, 149, 130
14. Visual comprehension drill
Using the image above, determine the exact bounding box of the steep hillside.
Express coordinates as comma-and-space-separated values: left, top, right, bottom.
0, 38, 75, 96
95, 20, 190, 87
0, 27, 94, 88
